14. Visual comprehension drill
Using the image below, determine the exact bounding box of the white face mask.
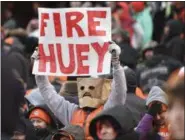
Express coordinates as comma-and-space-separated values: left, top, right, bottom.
77, 78, 112, 108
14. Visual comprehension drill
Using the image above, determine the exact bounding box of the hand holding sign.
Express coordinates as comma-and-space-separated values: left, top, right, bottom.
108, 42, 121, 70
31, 47, 39, 61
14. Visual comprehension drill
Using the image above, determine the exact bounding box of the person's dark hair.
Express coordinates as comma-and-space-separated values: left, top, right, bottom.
124, 67, 137, 93
116, 3, 123, 10
95, 1, 106, 7
98, 116, 122, 136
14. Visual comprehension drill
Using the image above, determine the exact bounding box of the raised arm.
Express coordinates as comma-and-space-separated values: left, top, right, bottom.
135, 113, 154, 133
32, 50, 78, 126
136, 102, 162, 133
104, 43, 127, 110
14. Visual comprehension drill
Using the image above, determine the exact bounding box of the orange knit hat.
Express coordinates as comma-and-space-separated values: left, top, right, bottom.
29, 108, 51, 125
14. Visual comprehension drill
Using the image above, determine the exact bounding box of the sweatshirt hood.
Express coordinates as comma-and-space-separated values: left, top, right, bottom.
89, 105, 138, 139
146, 86, 168, 106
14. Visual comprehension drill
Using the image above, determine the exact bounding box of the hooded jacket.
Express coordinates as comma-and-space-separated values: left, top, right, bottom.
26, 104, 63, 140
146, 86, 168, 106
166, 36, 185, 64
97, 67, 146, 123
25, 87, 79, 106
161, 20, 184, 43
52, 125, 85, 140
136, 86, 169, 139
161, 20, 185, 64
89, 105, 138, 140
14, 115, 38, 140
35, 66, 127, 139
27, 104, 63, 130
136, 55, 182, 94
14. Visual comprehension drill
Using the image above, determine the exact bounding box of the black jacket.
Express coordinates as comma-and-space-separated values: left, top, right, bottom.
165, 36, 185, 64
124, 67, 146, 123
15, 115, 38, 140
1, 56, 25, 136
52, 125, 85, 140
5, 37, 29, 85
136, 55, 182, 94
161, 19, 185, 64
125, 94, 146, 124
89, 105, 139, 140
119, 42, 139, 70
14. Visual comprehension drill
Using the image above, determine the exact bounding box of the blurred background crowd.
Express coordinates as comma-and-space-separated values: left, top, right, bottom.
1, 1, 185, 140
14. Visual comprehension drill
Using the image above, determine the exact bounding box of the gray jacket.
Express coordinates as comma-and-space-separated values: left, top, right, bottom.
35, 66, 127, 126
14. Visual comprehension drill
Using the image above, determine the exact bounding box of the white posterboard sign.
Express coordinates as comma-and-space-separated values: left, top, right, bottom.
32, 8, 111, 76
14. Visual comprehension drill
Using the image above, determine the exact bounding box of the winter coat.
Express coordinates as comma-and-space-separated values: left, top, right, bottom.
35, 66, 127, 126
1, 133, 12, 140
118, 42, 139, 70
70, 106, 104, 140
136, 55, 182, 94
125, 94, 146, 124
136, 113, 168, 140
15, 115, 38, 140
133, 7, 153, 48
165, 35, 185, 64
161, 19, 184, 44
136, 113, 154, 133
26, 104, 63, 140
124, 67, 146, 123
35, 66, 127, 138
4, 37, 29, 85
52, 125, 85, 140
161, 20, 185, 64
1, 55, 25, 136
89, 105, 139, 140
25, 88, 79, 106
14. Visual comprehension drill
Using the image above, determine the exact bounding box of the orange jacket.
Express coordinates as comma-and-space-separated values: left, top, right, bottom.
135, 87, 147, 99
158, 126, 169, 139
71, 106, 103, 140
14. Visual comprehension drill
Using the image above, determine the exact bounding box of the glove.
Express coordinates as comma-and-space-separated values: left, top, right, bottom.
31, 47, 50, 86
108, 42, 121, 70
148, 102, 162, 117
31, 47, 39, 63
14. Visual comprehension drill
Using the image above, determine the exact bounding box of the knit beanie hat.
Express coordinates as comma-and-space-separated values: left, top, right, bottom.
29, 108, 51, 125
130, 2, 145, 13
146, 86, 168, 106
